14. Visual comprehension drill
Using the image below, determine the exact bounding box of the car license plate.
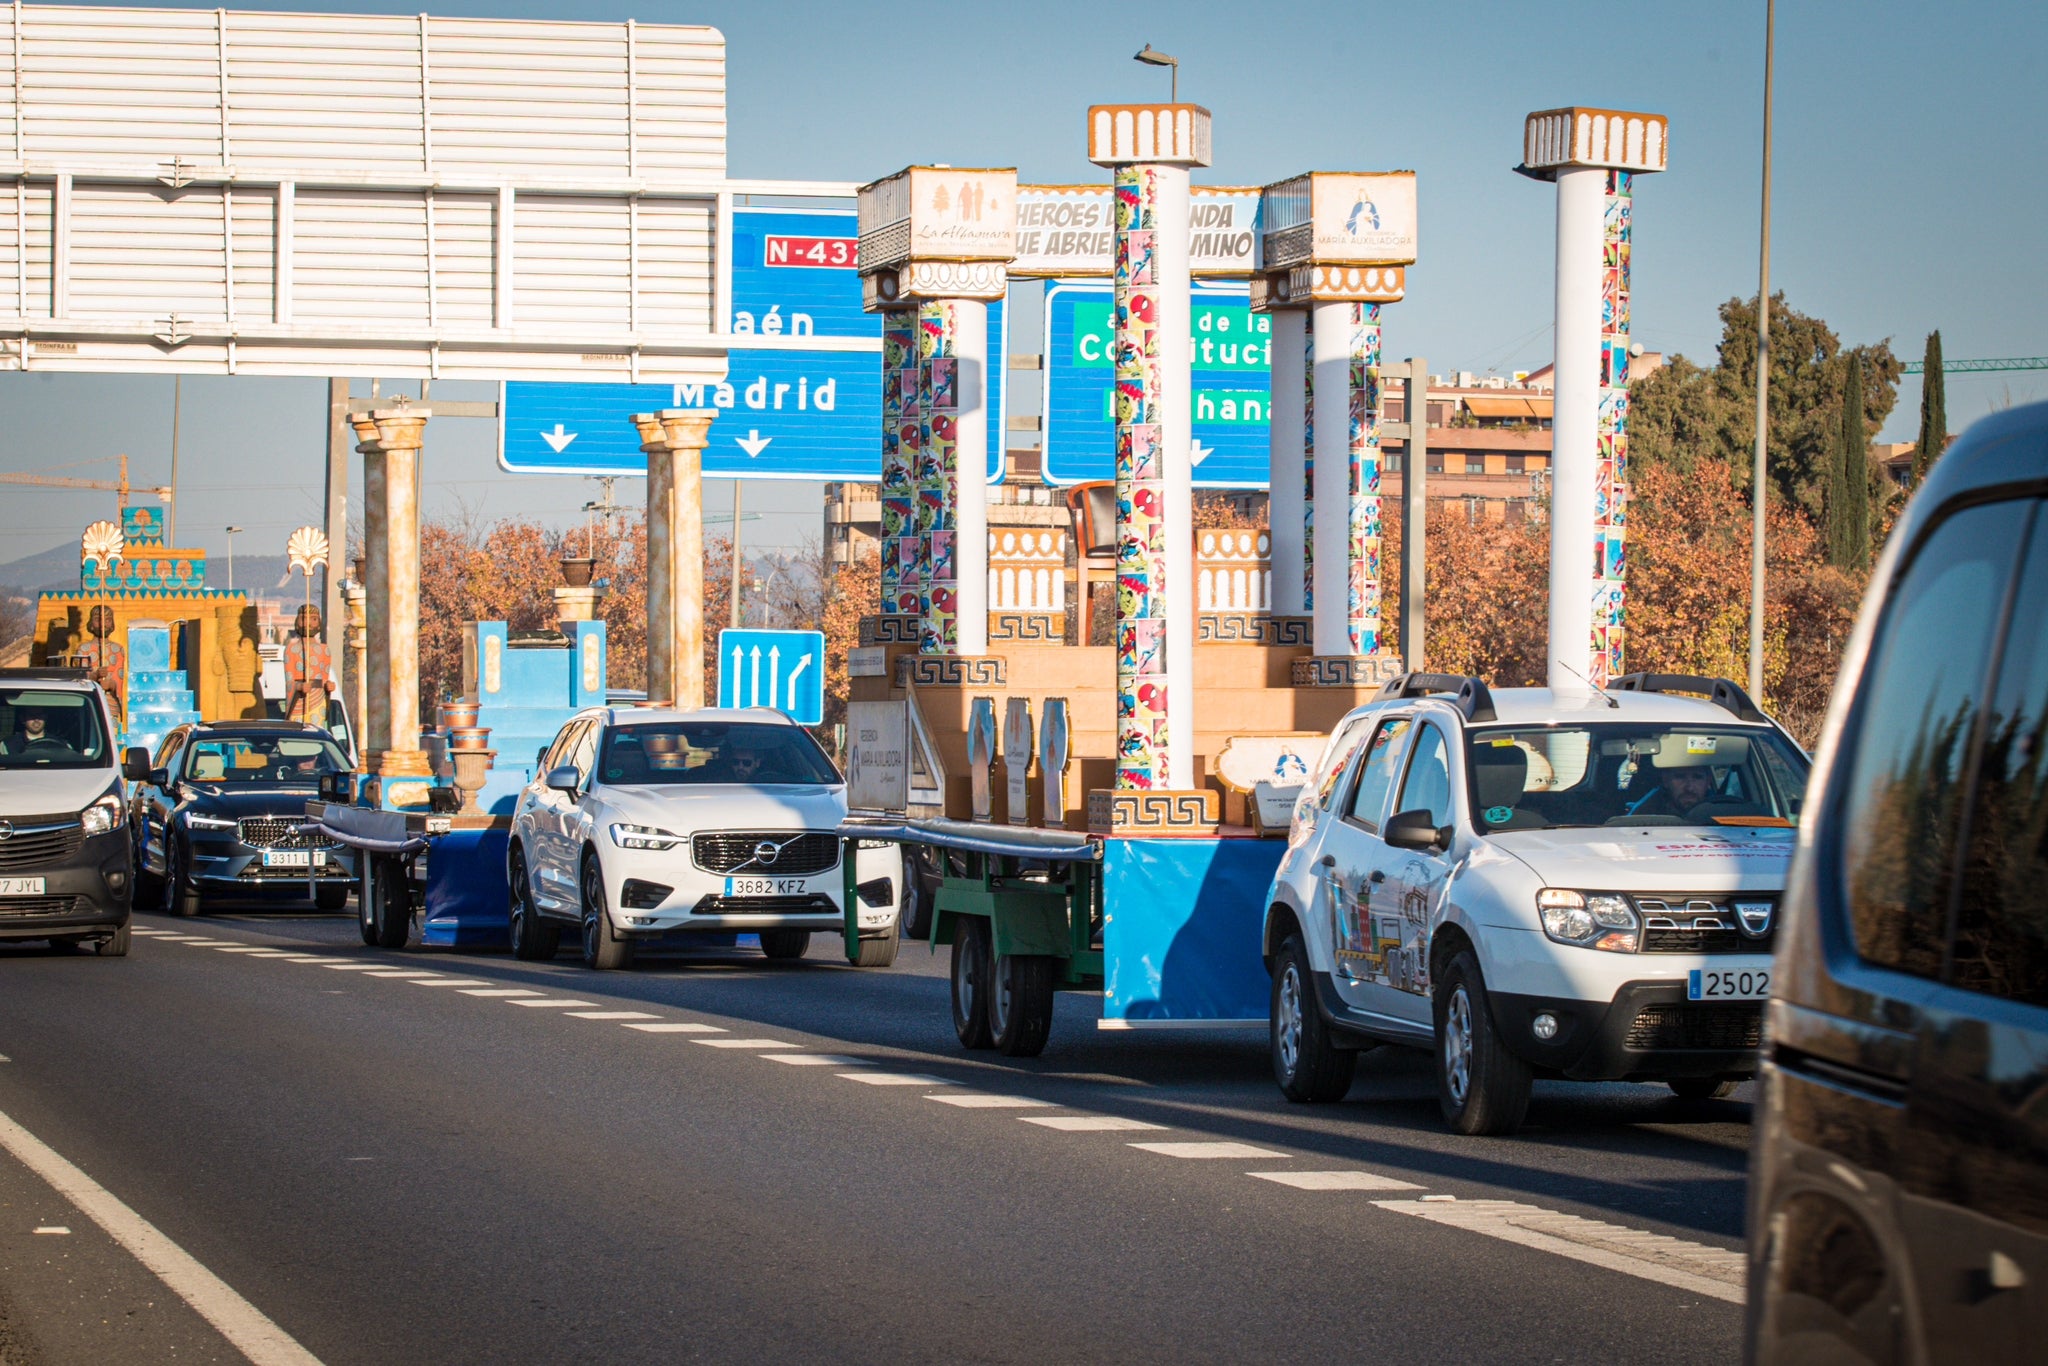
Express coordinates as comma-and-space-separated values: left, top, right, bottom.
262, 850, 312, 868
1688, 968, 1769, 1001
0, 876, 46, 896
724, 876, 808, 897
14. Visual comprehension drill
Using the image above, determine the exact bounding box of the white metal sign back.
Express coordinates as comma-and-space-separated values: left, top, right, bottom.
0, 5, 743, 383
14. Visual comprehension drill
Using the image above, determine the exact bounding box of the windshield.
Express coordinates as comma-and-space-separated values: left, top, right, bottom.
1467, 724, 1809, 832
0, 689, 110, 769
599, 721, 839, 787
184, 734, 350, 786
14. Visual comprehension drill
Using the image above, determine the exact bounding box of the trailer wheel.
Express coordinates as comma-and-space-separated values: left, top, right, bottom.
950, 917, 994, 1050
990, 954, 1056, 1057
368, 855, 412, 950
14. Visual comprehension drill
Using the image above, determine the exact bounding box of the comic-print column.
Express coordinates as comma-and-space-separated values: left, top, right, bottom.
1517, 107, 1665, 693
1087, 104, 1211, 796
917, 297, 991, 654
877, 309, 921, 636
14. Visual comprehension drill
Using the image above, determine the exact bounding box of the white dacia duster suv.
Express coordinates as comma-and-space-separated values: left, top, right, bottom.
1263, 672, 1810, 1135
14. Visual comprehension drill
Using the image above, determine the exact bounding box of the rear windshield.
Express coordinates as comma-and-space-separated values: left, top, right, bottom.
599, 722, 839, 787
1467, 724, 1810, 832
184, 735, 350, 786
0, 689, 110, 769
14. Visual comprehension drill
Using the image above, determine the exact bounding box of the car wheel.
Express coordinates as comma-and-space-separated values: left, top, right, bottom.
1271, 935, 1356, 1103
507, 847, 560, 961
759, 929, 811, 961
899, 849, 936, 941
579, 855, 632, 971
369, 855, 411, 949
46, 937, 85, 954
1668, 1076, 1739, 1102
132, 831, 161, 908
162, 837, 201, 917
95, 922, 131, 957
1434, 950, 1532, 1136
949, 917, 995, 1050
989, 953, 1057, 1057
853, 918, 900, 968
315, 882, 350, 912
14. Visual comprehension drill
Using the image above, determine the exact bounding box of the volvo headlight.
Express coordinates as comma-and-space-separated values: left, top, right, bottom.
184, 813, 239, 832
1536, 889, 1639, 953
610, 823, 682, 851
79, 794, 123, 837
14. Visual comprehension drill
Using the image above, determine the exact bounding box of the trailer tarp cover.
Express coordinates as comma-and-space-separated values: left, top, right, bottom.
1102, 839, 1283, 1025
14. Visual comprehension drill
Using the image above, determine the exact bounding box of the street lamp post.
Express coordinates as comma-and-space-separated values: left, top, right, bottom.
1748, 0, 1776, 702
225, 524, 243, 591
1134, 44, 1178, 102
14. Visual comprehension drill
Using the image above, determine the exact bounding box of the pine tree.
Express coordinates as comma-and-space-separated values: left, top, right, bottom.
1912, 330, 1946, 485
1827, 353, 1870, 570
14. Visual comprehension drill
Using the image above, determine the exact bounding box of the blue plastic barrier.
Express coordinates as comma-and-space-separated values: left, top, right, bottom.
1102, 838, 1285, 1025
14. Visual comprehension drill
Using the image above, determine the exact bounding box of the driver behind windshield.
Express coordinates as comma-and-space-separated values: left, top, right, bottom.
1623, 735, 1760, 822
0, 707, 55, 756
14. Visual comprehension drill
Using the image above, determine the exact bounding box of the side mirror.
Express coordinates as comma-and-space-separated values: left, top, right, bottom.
319, 770, 356, 803
122, 747, 152, 781
149, 768, 172, 789
546, 764, 582, 795
1384, 808, 1452, 852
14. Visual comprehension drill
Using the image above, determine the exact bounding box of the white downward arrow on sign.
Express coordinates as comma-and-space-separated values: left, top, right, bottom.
541, 423, 578, 453
736, 430, 773, 458
1190, 439, 1214, 467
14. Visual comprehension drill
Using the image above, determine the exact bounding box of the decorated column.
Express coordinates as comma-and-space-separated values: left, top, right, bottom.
352, 404, 433, 808
857, 166, 1016, 656
633, 408, 716, 708
1264, 308, 1309, 625
1252, 172, 1417, 684
1519, 108, 1666, 691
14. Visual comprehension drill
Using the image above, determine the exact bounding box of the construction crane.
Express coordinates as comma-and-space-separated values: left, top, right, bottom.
1902, 356, 2048, 374
0, 454, 171, 511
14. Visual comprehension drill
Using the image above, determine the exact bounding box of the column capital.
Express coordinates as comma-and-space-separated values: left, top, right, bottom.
1520, 107, 1668, 178
349, 406, 430, 454
631, 409, 716, 454
1086, 103, 1212, 168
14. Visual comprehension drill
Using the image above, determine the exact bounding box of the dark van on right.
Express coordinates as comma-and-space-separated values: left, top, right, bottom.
1748, 401, 2048, 1363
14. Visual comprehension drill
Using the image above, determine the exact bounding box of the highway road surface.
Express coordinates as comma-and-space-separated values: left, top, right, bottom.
0, 908, 1753, 1364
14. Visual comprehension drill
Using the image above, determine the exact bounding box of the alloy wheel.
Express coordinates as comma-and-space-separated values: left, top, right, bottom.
1276, 964, 1304, 1077
1444, 985, 1474, 1105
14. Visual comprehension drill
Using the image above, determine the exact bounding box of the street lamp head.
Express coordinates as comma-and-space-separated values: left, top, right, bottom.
1133, 44, 1179, 102
225, 524, 244, 534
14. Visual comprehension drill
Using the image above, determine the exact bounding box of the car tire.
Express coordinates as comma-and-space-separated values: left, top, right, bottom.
1271, 935, 1357, 1103
759, 929, 811, 961
315, 883, 350, 912
132, 833, 161, 909
357, 864, 379, 946
95, 922, 131, 957
989, 953, 1057, 1057
949, 917, 995, 1050
899, 849, 937, 941
1668, 1076, 1739, 1102
853, 919, 900, 968
368, 855, 411, 950
1434, 950, 1532, 1136
162, 837, 201, 917
46, 937, 85, 954
579, 856, 633, 971
507, 848, 560, 961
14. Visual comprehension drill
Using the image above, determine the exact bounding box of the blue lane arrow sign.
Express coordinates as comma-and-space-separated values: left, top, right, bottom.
717, 628, 826, 726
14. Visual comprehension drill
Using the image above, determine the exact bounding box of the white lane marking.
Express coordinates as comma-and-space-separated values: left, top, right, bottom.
128, 928, 173, 936
1373, 1199, 1745, 1304
408, 978, 494, 987
1019, 1115, 1167, 1132
506, 999, 600, 1009
319, 964, 387, 972
210, 946, 273, 953
174, 940, 237, 946
281, 957, 333, 963
360, 970, 440, 978
925, 1094, 1055, 1109
760, 1054, 870, 1066
456, 988, 541, 997
1249, 1170, 1423, 1191
33, 1225, 70, 1234
622, 1023, 724, 1034
0, 1104, 324, 1365
1129, 1141, 1287, 1160
238, 950, 301, 958
837, 1073, 956, 1087
692, 1038, 796, 1049
564, 1011, 659, 1021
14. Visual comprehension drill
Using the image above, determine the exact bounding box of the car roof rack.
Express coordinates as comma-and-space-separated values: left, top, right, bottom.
1372, 671, 1499, 723
1608, 673, 1767, 723
0, 667, 90, 683
194, 718, 322, 732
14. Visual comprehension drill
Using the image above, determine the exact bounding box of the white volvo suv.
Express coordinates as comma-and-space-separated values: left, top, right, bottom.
1264, 672, 1810, 1135
506, 707, 902, 970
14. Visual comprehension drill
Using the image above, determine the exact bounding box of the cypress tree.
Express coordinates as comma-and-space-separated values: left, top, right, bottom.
1827, 352, 1871, 570
1912, 330, 1946, 485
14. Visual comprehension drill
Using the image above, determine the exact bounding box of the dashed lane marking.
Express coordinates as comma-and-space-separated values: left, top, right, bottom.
211, 947, 275, 954
622, 1023, 725, 1034
238, 950, 301, 958
1019, 1116, 1167, 1132
1129, 1141, 1288, 1160
360, 969, 441, 978
173, 940, 236, 946
457, 988, 542, 998
0, 1104, 324, 1365
925, 1094, 1056, 1109
408, 978, 495, 987
1373, 1199, 1745, 1304
693, 1038, 798, 1049
1249, 1170, 1424, 1191
319, 964, 388, 972
128, 928, 172, 936
281, 956, 333, 963
759, 1054, 870, 1066
564, 1011, 659, 1020
507, 999, 600, 1009
837, 1073, 957, 1087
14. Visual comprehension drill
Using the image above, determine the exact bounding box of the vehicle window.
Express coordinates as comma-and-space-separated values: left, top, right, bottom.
543, 720, 587, 775
182, 735, 350, 785
598, 722, 841, 787
1346, 718, 1412, 831
1464, 724, 1809, 832
1313, 715, 1373, 810
1951, 506, 2048, 1007
0, 689, 111, 768
568, 724, 601, 783
1396, 723, 1453, 827
155, 732, 185, 774
1836, 499, 2034, 982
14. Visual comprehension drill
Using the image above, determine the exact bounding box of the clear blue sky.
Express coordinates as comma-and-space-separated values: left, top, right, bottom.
1, 0, 2042, 570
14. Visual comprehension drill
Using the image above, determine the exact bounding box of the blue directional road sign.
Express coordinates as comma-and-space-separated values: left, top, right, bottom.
717, 628, 826, 726
1040, 281, 1272, 489
499, 207, 1005, 482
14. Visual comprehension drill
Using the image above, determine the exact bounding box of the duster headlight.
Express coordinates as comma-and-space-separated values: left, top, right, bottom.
1536, 889, 1639, 953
